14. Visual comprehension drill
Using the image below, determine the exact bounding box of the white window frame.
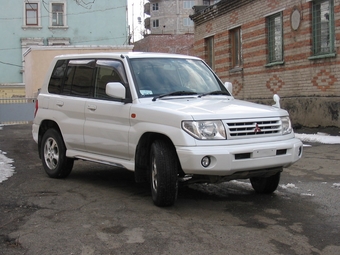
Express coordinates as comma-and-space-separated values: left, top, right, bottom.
267, 12, 283, 64
47, 37, 70, 46
311, 0, 335, 58
23, 1, 42, 29
49, 1, 68, 29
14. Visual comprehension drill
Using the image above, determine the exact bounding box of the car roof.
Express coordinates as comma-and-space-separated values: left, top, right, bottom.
54, 52, 201, 60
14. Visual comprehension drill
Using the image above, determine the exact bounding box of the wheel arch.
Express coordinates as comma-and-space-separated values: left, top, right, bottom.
38, 120, 62, 158
134, 132, 184, 183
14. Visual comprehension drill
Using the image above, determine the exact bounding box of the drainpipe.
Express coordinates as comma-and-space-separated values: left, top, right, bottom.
176, 0, 179, 34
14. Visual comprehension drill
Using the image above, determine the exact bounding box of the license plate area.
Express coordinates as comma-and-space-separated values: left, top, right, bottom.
253, 148, 276, 158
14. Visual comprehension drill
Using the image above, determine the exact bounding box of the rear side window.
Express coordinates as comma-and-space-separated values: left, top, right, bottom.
48, 60, 67, 94
63, 59, 95, 97
48, 59, 95, 97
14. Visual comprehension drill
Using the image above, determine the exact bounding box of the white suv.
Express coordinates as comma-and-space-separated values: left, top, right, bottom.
32, 52, 303, 206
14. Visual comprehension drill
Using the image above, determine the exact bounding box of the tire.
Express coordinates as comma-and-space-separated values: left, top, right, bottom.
41, 129, 74, 178
250, 171, 281, 194
150, 139, 179, 207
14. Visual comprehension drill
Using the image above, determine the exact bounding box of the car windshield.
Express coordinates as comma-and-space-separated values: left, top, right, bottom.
129, 58, 228, 98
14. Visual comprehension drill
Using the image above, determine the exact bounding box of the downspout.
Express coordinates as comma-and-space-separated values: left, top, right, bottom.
176, 0, 179, 34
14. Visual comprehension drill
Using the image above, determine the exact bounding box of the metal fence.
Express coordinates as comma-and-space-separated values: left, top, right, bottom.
0, 98, 36, 124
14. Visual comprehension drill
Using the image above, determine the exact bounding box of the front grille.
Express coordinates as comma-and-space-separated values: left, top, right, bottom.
225, 118, 281, 139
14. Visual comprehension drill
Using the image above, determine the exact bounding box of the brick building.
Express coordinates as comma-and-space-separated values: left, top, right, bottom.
191, 0, 340, 128
133, 34, 195, 55
133, 0, 219, 54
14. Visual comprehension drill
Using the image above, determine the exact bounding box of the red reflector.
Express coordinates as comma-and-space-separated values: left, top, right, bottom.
34, 99, 38, 117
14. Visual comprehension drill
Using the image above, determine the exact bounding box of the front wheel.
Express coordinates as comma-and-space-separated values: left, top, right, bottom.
150, 140, 179, 207
41, 129, 74, 178
250, 171, 281, 194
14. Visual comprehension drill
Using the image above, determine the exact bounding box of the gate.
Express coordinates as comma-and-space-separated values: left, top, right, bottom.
0, 98, 36, 124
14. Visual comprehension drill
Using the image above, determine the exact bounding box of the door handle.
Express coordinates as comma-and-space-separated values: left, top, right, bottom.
87, 104, 97, 111
56, 100, 64, 107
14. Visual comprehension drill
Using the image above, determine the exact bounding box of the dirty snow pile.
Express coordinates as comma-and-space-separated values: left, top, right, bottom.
0, 125, 16, 183
0, 150, 15, 183
295, 132, 340, 144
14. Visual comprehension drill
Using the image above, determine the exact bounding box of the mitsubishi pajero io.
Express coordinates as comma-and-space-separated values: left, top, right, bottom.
32, 52, 303, 206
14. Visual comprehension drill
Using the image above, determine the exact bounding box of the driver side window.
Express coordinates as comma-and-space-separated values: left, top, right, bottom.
94, 60, 126, 100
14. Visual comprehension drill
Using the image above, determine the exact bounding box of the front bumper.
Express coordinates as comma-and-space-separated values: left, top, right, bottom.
176, 138, 303, 176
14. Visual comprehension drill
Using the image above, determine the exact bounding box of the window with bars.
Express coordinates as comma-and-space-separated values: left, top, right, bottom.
25, 3, 39, 26
230, 27, 242, 68
205, 36, 215, 69
267, 12, 283, 63
312, 0, 334, 56
52, 3, 65, 26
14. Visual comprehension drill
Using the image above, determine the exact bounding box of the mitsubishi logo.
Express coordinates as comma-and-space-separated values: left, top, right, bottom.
254, 123, 262, 134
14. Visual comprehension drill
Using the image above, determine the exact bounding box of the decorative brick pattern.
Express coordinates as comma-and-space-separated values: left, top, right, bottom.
311, 70, 338, 92
205, 22, 213, 34
231, 79, 243, 96
266, 74, 285, 94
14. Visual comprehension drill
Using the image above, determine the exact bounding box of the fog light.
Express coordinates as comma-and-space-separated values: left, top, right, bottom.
201, 156, 211, 167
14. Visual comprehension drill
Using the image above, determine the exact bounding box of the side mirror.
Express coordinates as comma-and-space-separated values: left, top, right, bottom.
224, 82, 233, 94
106, 82, 126, 99
272, 94, 281, 108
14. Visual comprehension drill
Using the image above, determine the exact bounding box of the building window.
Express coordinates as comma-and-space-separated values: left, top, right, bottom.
267, 12, 283, 63
184, 1, 195, 9
183, 18, 194, 26
153, 19, 159, 28
312, 0, 334, 56
25, 2, 39, 26
51, 3, 65, 26
203, 0, 220, 5
230, 27, 242, 68
152, 3, 159, 11
205, 36, 215, 69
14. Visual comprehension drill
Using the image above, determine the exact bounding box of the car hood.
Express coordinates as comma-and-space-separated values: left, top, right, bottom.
141, 96, 287, 120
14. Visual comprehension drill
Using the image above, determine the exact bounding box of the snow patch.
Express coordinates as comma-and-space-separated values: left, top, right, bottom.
300, 193, 315, 197
0, 150, 15, 183
280, 183, 298, 189
295, 133, 340, 144
332, 183, 340, 189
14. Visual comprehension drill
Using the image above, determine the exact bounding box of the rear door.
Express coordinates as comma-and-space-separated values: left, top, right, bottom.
47, 59, 95, 151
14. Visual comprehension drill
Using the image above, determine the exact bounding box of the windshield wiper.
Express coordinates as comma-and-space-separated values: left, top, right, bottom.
152, 91, 198, 101
199, 90, 231, 97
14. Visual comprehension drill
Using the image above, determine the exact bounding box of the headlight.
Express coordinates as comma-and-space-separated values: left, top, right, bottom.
182, 120, 226, 140
281, 117, 292, 135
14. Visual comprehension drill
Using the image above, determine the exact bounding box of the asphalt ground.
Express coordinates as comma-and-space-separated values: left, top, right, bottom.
0, 124, 339, 255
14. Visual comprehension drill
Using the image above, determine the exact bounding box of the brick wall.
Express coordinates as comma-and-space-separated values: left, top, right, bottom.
192, 0, 340, 127
133, 34, 195, 56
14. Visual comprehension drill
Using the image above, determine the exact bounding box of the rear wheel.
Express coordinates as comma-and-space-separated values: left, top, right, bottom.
41, 129, 74, 178
250, 171, 281, 194
150, 139, 179, 207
